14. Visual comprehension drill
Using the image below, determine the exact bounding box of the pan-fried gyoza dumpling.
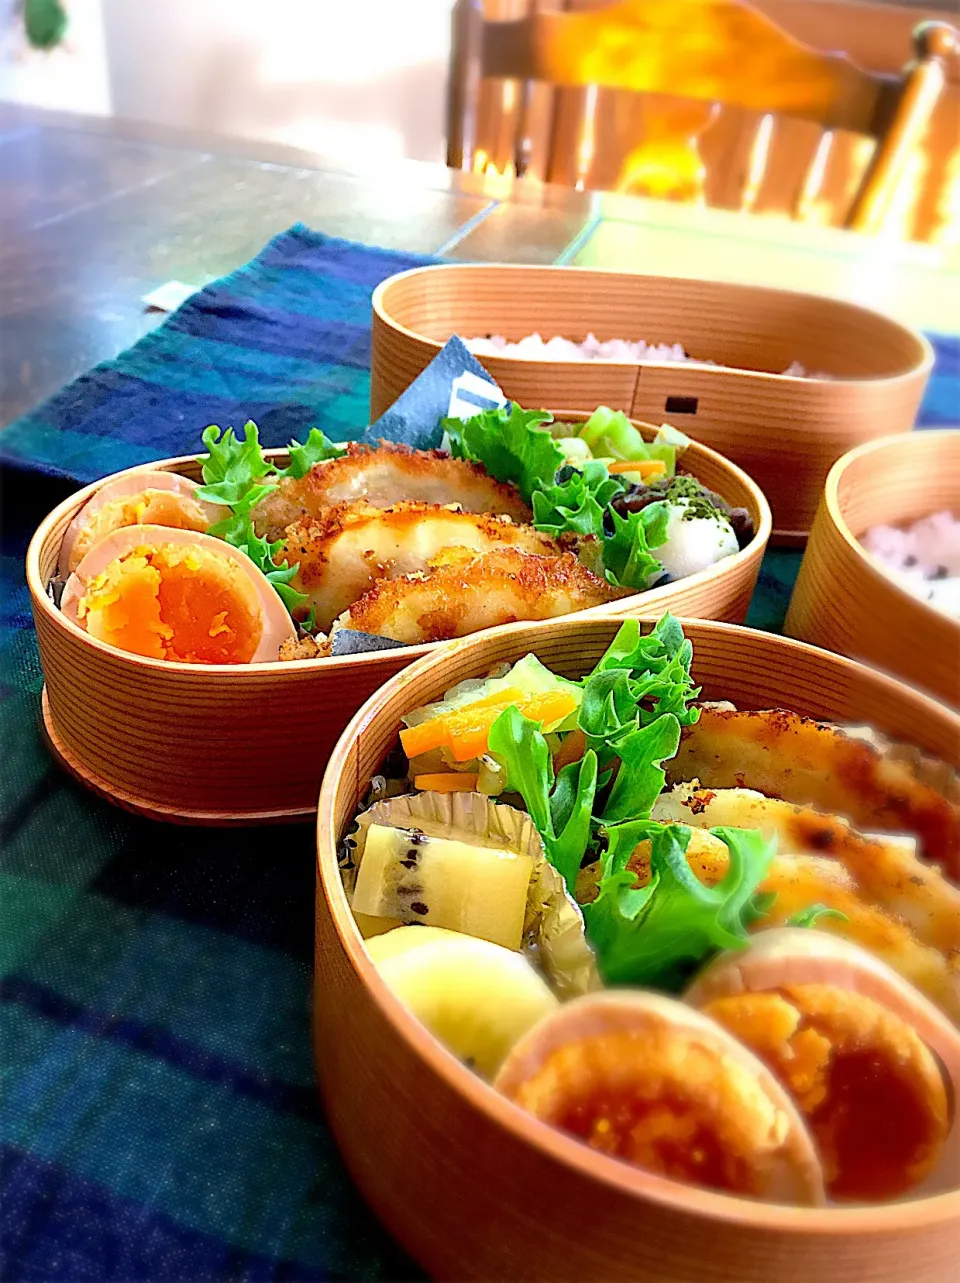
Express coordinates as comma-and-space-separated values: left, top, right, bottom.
666, 704, 959, 865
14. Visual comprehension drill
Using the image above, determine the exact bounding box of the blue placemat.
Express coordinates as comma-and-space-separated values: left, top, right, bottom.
0, 225, 434, 483
0, 224, 956, 1282
0, 227, 436, 1283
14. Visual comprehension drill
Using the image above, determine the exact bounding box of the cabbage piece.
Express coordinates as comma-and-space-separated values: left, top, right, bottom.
577, 408, 689, 477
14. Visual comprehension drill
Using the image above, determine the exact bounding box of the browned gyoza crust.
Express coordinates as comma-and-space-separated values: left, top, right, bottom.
278, 501, 561, 630
254, 441, 531, 538
667, 705, 960, 867
335, 547, 630, 645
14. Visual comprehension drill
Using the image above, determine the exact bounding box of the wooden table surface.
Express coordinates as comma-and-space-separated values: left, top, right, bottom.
2, 101, 958, 429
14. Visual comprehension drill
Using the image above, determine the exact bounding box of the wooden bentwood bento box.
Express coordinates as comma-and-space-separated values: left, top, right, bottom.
27, 418, 770, 824
314, 615, 960, 1283
786, 429, 960, 708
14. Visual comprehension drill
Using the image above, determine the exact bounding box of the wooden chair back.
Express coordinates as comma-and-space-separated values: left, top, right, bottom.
446, 0, 958, 232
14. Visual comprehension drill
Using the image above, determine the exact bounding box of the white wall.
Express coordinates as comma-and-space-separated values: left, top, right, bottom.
102, 0, 454, 168
0, 0, 453, 167
0, 0, 111, 114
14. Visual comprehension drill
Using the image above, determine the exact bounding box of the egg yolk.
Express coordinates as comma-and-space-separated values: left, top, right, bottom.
70, 491, 209, 572
503, 1028, 800, 1197
77, 544, 263, 664
703, 984, 950, 1201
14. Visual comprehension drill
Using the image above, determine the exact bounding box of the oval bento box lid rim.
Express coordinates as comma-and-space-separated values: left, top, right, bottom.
25, 428, 771, 676
371, 263, 934, 386
823, 427, 960, 637
315, 614, 960, 1234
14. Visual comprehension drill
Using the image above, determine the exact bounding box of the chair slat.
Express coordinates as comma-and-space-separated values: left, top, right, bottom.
447, 0, 957, 233
481, 0, 889, 132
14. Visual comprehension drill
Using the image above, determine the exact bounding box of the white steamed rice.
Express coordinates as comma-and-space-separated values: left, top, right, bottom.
466, 332, 828, 378
861, 510, 960, 619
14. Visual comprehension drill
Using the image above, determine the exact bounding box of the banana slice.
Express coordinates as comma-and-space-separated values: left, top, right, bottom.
364, 924, 460, 962
353, 911, 403, 940
370, 930, 558, 1078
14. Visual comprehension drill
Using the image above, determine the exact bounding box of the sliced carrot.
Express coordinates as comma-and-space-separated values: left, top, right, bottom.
413, 773, 480, 793
446, 689, 578, 762
399, 686, 525, 758
447, 718, 503, 762
607, 459, 667, 479
519, 689, 578, 730
407, 700, 522, 763
401, 687, 579, 764
553, 726, 587, 771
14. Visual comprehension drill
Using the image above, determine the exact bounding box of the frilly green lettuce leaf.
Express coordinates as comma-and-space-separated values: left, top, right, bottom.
582, 822, 777, 988
277, 428, 345, 479
531, 461, 625, 538
601, 502, 669, 590
197, 421, 311, 620
487, 704, 598, 895
441, 405, 563, 504
197, 422, 277, 507
599, 714, 682, 823
588, 616, 700, 727
786, 903, 850, 929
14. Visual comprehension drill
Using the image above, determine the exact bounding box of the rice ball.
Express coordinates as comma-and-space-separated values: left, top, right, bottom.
652, 498, 739, 584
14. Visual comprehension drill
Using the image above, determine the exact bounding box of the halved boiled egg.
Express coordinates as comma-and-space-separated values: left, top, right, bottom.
60, 525, 296, 664
685, 929, 960, 1201
494, 990, 825, 1205
58, 471, 225, 576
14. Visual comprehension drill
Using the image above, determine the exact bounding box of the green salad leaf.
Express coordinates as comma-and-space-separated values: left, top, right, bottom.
442, 405, 563, 504
278, 428, 345, 479
487, 705, 598, 895
577, 668, 642, 751
204, 503, 312, 621
197, 422, 312, 621
576, 668, 681, 820
583, 822, 777, 988
531, 461, 625, 538
743, 889, 778, 928
601, 502, 669, 591
599, 715, 682, 823
487, 689, 681, 895
197, 422, 277, 508
588, 616, 701, 727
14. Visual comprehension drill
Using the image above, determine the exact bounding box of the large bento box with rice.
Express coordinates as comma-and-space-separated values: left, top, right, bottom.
371, 264, 933, 540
